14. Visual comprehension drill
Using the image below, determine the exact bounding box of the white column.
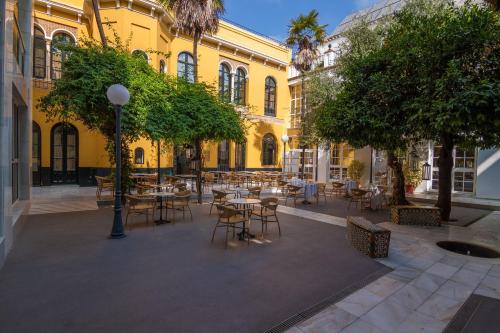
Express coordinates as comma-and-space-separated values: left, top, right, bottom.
317, 146, 329, 183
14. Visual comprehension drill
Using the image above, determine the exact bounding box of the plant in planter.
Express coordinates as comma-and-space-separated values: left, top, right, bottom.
347, 160, 365, 183
403, 160, 422, 194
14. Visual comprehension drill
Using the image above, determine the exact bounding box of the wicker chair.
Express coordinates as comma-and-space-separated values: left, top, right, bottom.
243, 186, 261, 199
277, 180, 288, 196
251, 197, 281, 237
203, 172, 215, 191
348, 189, 372, 210
209, 189, 232, 214
125, 194, 156, 226
166, 190, 192, 222
211, 204, 249, 248
95, 176, 114, 200
315, 183, 328, 204
331, 182, 345, 197
285, 184, 304, 207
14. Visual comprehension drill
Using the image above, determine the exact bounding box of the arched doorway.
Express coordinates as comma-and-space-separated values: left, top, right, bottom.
235, 141, 246, 171
32, 121, 41, 186
217, 140, 230, 171
51, 123, 78, 184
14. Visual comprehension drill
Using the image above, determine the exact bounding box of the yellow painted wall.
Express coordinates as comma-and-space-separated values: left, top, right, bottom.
31, 1, 291, 186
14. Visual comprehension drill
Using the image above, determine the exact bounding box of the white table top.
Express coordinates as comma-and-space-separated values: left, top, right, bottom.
228, 198, 261, 205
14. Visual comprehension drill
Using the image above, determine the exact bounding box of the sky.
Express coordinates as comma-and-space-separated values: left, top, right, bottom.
223, 0, 379, 43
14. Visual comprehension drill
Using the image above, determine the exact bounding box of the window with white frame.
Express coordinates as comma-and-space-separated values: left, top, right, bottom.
329, 144, 354, 181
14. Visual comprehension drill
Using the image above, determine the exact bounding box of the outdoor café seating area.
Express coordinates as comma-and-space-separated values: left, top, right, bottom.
94, 170, 392, 248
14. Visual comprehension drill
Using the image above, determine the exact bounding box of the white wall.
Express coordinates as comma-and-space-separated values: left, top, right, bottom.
475, 149, 500, 200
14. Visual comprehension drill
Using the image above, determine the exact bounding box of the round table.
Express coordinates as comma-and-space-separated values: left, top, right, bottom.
176, 174, 197, 191
227, 198, 261, 240
149, 192, 175, 224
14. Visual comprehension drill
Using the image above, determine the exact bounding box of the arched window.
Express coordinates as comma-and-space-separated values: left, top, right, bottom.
234, 68, 246, 105
262, 134, 276, 165
159, 59, 166, 73
219, 63, 231, 102
264, 76, 277, 116
132, 49, 148, 62
33, 26, 46, 79
177, 52, 194, 83
134, 147, 144, 164
51, 32, 75, 79
51, 123, 78, 184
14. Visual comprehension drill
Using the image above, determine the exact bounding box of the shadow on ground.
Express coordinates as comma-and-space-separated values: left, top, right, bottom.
0, 204, 388, 333
275, 195, 490, 226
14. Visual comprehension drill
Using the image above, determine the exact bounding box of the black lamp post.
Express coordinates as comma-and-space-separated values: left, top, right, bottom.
107, 84, 130, 239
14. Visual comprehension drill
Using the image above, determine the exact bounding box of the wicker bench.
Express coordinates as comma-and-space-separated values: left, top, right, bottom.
347, 216, 391, 258
391, 205, 441, 227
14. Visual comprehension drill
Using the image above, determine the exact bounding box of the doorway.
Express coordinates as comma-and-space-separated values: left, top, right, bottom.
51, 123, 78, 184
217, 140, 230, 171
32, 121, 41, 186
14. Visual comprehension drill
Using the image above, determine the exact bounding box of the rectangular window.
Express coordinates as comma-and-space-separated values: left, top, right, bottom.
329, 144, 353, 181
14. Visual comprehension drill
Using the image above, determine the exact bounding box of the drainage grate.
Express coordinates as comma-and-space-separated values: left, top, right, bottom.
263, 266, 391, 333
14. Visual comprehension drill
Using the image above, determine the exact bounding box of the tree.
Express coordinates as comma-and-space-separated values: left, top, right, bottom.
38, 38, 174, 193
382, 1, 500, 220
160, 0, 225, 83
150, 79, 246, 203
286, 10, 327, 179
307, 20, 412, 205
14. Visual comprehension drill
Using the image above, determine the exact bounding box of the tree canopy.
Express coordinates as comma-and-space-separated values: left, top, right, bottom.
307, 0, 500, 214
39, 38, 173, 143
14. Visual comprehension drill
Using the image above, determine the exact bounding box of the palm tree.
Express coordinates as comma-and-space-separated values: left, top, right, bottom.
286, 10, 327, 180
91, 0, 107, 47
160, 0, 225, 83
158, 0, 225, 203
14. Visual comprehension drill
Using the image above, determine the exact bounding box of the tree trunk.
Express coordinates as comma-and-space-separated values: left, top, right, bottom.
387, 151, 409, 205
194, 139, 203, 204
300, 74, 306, 179
92, 0, 107, 47
193, 30, 200, 83
436, 134, 454, 221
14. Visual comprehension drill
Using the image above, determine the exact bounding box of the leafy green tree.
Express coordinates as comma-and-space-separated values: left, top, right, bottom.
307, 20, 412, 205
286, 10, 327, 179
150, 79, 246, 203
160, 0, 225, 82
38, 38, 174, 192
308, 1, 500, 218
382, 1, 500, 219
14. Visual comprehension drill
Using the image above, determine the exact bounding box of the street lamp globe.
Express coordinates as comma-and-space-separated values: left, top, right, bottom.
106, 84, 130, 106
281, 134, 289, 143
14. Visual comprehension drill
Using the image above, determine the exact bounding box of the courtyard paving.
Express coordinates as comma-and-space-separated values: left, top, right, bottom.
14, 185, 500, 332
0, 202, 388, 333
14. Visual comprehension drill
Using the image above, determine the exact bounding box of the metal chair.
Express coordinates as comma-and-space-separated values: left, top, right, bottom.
251, 197, 281, 237
166, 190, 192, 222
285, 184, 304, 207
125, 194, 156, 227
211, 204, 249, 249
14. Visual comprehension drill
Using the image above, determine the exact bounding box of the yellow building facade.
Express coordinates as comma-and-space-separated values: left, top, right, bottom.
31, 0, 291, 186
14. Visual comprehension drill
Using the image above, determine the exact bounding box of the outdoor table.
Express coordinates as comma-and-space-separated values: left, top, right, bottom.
224, 187, 247, 198
149, 192, 175, 224
227, 198, 260, 240
290, 179, 317, 204
176, 174, 197, 191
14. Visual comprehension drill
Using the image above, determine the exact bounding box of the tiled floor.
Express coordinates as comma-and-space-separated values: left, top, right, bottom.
282, 210, 500, 333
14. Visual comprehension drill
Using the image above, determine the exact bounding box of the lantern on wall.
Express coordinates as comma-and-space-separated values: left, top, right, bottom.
422, 162, 431, 181
409, 146, 419, 171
